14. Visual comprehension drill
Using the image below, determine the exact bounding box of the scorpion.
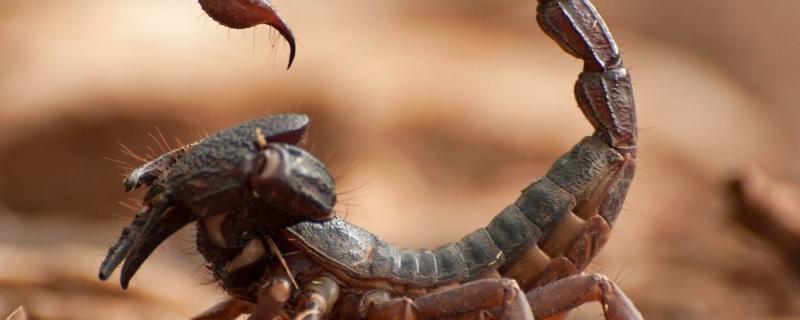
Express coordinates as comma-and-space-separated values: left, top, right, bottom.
99, 0, 642, 319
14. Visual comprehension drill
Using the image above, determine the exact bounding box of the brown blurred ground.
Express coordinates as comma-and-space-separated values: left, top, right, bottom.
1, 0, 799, 319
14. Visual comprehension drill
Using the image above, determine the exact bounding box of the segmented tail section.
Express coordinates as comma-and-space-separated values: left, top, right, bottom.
538, 0, 637, 155
285, 1, 638, 293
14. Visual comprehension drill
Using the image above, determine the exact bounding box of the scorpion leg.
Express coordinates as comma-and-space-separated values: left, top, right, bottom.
192, 298, 253, 320
365, 279, 534, 320
526, 274, 643, 320
249, 272, 294, 320
293, 276, 340, 320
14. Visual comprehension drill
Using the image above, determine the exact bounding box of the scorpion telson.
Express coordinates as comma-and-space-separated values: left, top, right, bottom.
99, 114, 336, 289
103, 0, 643, 319
198, 0, 296, 68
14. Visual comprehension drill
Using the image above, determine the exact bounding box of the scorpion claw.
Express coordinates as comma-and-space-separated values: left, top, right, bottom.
199, 0, 297, 68
99, 208, 148, 281
100, 200, 194, 289
120, 202, 194, 289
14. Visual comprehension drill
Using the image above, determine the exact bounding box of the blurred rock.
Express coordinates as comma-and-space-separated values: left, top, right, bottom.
729, 166, 800, 276
0, 243, 218, 320
0, 112, 188, 218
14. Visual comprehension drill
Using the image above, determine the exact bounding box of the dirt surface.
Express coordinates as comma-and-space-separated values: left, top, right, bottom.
1, 1, 798, 319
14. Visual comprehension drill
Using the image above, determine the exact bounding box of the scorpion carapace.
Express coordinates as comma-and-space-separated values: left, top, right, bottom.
102, 0, 643, 319
99, 114, 336, 289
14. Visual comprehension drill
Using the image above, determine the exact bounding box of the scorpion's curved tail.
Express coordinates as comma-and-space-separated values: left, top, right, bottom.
497, 0, 637, 290
286, 0, 637, 293
534, 0, 638, 221
189, 0, 636, 296
498, 0, 637, 290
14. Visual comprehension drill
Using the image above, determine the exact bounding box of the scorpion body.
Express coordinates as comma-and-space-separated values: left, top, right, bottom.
102, 0, 642, 319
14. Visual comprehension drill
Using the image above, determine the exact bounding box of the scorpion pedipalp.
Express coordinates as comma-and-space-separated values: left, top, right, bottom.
100, 114, 335, 289
250, 144, 337, 222
98, 196, 195, 289
98, 208, 146, 281
118, 201, 194, 289
122, 114, 309, 193
123, 146, 192, 192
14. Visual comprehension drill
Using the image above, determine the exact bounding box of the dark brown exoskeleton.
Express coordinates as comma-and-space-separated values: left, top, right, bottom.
99, 114, 336, 290
198, 0, 296, 68
102, 0, 644, 319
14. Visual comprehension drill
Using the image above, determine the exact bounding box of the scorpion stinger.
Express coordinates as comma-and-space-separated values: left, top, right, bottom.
199, 0, 297, 68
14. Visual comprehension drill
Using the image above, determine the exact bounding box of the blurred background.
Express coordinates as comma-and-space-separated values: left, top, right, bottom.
1, 0, 799, 319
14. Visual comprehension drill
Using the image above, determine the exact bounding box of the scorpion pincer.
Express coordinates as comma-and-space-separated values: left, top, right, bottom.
99, 114, 336, 290
100, 0, 643, 319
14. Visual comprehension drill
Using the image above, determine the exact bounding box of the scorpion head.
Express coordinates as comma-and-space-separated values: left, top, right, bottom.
99, 114, 336, 289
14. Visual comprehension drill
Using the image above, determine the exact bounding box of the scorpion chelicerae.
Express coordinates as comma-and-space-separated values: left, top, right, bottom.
100, 0, 642, 319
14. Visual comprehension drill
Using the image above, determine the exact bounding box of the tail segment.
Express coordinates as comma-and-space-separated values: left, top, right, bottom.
538, 0, 637, 155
